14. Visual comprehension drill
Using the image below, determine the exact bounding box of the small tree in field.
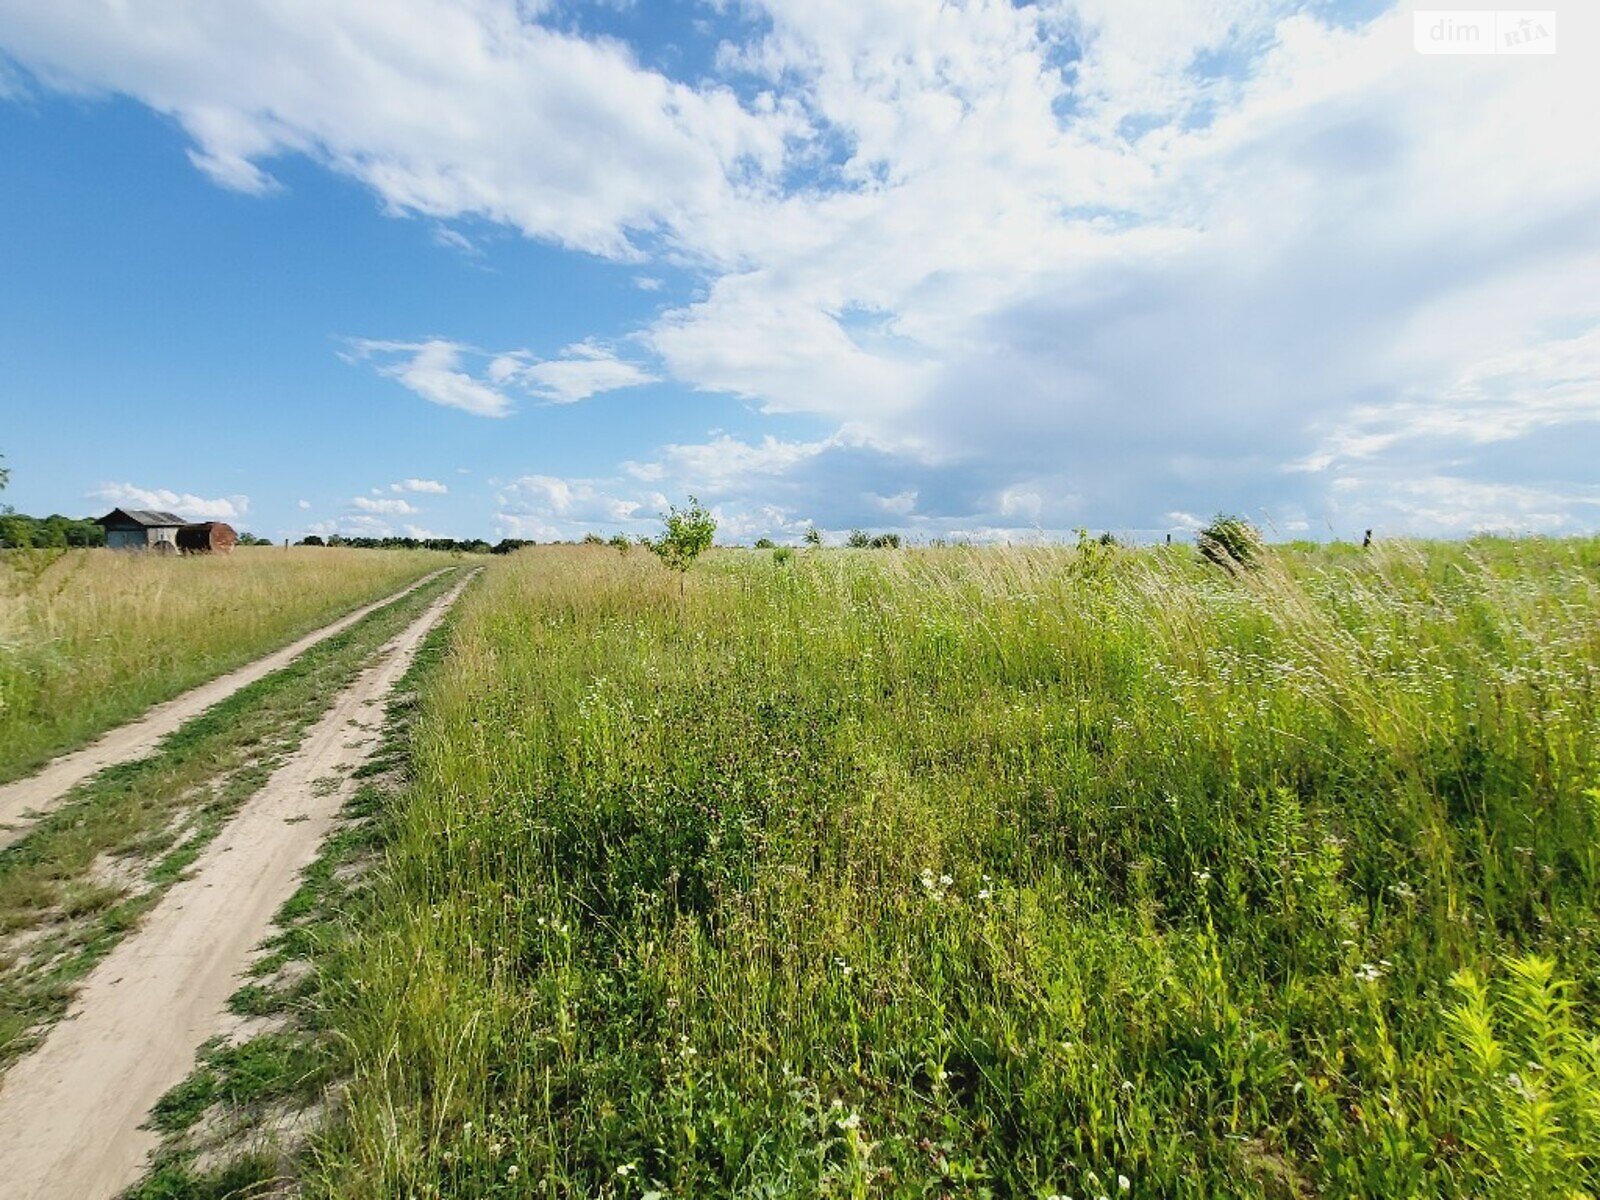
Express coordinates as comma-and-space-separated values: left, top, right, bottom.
649, 496, 717, 594
804, 525, 822, 548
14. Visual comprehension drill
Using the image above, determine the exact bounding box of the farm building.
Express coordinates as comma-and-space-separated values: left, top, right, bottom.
176, 521, 238, 554
96, 508, 185, 551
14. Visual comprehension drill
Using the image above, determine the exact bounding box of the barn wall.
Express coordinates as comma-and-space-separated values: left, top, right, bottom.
105, 526, 180, 550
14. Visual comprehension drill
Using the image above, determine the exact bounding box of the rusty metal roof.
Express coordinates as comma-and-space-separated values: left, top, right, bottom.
97, 508, 187, 527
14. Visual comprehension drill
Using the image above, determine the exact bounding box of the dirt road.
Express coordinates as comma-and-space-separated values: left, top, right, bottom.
0, 568, 448, 851
0, 569, 475, 1199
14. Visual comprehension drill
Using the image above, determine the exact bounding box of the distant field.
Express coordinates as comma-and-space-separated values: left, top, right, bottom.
320, 539, 1600, 1198
0, 546, 453, 782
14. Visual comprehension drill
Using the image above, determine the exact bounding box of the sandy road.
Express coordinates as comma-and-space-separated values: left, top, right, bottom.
0, 569, 476, 1200
0, 568, 449, 851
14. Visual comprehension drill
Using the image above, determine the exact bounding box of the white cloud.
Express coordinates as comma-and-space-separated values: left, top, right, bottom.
0, 0, 796, 259
392, 478, 448, 494
351, 496, 419, 515
350, 338, 653, 410
308, 515, 396, 538
497, 341, 658, 404
345, 339, 513, 418
296, 499, 311, 510
91, 483, 249, 522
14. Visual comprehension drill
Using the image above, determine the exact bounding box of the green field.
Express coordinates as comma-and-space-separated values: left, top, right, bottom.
302, 539, 1600, 1198
0, 546, 452, 782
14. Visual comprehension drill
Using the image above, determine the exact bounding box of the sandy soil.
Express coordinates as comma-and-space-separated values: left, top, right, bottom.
0, 568, 448, 851
0, 570, 475, 1200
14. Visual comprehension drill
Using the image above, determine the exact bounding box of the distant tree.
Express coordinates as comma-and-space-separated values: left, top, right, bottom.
0, 510, 104, 549
753, 537, 777, 549
1198, 514, 1263, 571
648, 496, 717, 595
608, 533, 632, 553
0, 512, 31, 548
492, 538, 533, 555
868, 533, 902, 549
0, 452, 9, 491
582, 532, 606, 546
804, 526, 822, 548
846, 529, 871, 548
298, 535, 326, 547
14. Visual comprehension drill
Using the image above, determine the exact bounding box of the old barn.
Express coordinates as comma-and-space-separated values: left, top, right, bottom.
97, 508, 184, 551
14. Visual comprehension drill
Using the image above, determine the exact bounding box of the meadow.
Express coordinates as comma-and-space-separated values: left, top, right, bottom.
0, 546, 451, 782
304, 538, 1600, 1198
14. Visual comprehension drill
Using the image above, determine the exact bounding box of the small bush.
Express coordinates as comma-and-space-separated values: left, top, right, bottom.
582, 533, 605, 546
647, 496, 717, 593
1198, 513, 1262, 570
753, 537, 777, 549
607, 534, 631, 554
772, 546, 794, 565
846, 529, 871, 548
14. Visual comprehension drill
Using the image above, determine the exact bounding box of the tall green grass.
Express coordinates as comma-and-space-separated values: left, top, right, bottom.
0, 546, 452, 781
315, 539, 1600, 1197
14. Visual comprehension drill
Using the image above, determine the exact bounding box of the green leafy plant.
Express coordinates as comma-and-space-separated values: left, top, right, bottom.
1442, 955, 1600, 1196
648, 496, 717, 594
608, 533, 632, 554
772, 546, 794, 565
804, 526, 823, 548
753, 537, 777, 550
1198, 513, 1263, 570
845, 529, 871, 548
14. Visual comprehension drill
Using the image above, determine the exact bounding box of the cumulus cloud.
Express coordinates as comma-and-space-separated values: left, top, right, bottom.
345, 339, 513, 418
16, 2, 1600, 535
392, 478, 448, 494
348, 338, 654, 412
0, 0, 795, 259
351, 496, 419, 515
91, 483, 249, 522
494, 474, 654, 539
490, 341, 658, 404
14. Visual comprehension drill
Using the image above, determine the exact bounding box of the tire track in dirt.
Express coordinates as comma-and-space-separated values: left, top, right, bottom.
0, 569, 477, 1199
0, 568, 450, 851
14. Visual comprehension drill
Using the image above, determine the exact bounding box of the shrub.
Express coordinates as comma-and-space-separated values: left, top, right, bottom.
868, 533, 902, 549
647, 496, 717, 594
607, 534, 631, 554
772, 546, 794, 565
1198, 514, 1262, 570
582, 533, 605, 546
846, 529, 871, 548
753, 537, 776, 549
804, 526, 823, 548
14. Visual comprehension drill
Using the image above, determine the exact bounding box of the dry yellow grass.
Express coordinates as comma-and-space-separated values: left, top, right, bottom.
0, 546, 454, 782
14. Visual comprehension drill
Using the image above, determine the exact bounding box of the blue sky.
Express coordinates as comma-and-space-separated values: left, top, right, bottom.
1, 1, 1595, 543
